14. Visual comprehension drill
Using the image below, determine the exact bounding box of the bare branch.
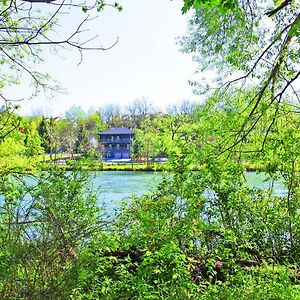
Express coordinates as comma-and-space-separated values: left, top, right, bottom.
266, 0, 292, 17
0, 0, 120, 104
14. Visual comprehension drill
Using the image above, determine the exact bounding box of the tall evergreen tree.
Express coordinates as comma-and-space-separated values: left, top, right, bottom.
75, 124, 89, 154
37, 118, 50, 153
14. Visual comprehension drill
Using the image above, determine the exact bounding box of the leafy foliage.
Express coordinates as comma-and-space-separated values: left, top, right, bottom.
180, 0, 300, 133
0, 170, 101, 299
0, 1, 300, 298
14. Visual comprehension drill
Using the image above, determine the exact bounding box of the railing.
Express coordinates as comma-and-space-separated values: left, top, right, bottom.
100, 139, 132, 143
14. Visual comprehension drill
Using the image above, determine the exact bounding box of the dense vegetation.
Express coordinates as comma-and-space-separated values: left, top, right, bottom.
0, 98, 196, 169
0, 0, 299, 299
2, 92, 300, 298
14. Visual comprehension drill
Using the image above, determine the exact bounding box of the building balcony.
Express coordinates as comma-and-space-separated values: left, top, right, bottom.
100, 139, 132, 144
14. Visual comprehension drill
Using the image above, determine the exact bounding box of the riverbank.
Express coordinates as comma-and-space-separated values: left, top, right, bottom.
40, 161, 168, 172
39, 160, 264, 172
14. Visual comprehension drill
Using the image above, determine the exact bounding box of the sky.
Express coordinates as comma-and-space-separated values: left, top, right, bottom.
15, 0, 200, 116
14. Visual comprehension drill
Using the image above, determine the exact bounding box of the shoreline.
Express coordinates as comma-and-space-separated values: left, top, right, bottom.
38, 161, 263, 173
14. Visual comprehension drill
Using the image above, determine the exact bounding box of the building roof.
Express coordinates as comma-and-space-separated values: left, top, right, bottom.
99, 127, 136, 135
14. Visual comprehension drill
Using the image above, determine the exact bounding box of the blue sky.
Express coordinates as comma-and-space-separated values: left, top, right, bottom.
16, 0, 200, 116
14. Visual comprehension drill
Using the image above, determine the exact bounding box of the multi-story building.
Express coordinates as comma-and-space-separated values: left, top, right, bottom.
99, 127, 135, 160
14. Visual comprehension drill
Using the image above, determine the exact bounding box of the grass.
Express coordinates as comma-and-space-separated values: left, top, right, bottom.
36, 153, 67, 162
37, 158, 169, 172
103, 162, 168, 171
36, 154, 264, 173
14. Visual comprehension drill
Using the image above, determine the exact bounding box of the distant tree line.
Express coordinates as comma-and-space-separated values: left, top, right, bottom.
32, 98, 197, 162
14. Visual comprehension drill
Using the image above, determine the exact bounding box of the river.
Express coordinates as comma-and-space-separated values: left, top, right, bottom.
92, 171, 286, 211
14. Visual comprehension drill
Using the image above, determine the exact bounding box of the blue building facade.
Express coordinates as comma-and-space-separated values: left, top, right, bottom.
99, 128, 135, 160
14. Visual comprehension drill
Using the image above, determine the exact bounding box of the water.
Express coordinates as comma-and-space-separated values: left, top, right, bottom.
0, 171, 286, 214
91, 171, 162, 210
92, 171, 286, 208
245, 172, 285, 196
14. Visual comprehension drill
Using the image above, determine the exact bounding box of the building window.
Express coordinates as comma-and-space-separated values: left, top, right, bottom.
116, 144, 120, 149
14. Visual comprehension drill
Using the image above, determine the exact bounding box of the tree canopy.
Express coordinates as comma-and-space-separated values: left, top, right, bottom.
1, 1, 300, 298
181, 0, 299, 135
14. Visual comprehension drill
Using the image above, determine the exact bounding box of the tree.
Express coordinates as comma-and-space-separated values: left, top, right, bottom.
56, 118, 78, 155
0, 0, 123, 167
166, 100, 195, 116
37, 117, 50, 153
75, 123, 89, 154
128, 97, 154, 117
0, 0, 122, 108
65, 105, 86, 122
126, 97, 155, 128
85, 112, 106, 136
0, 170, 101, 298
22, 117, 44, 157
0, 109, 43, 170
0, 106, 21, 141
37, 116, 59, 159
180, 0, 299, 144
98, 104, 123, 127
